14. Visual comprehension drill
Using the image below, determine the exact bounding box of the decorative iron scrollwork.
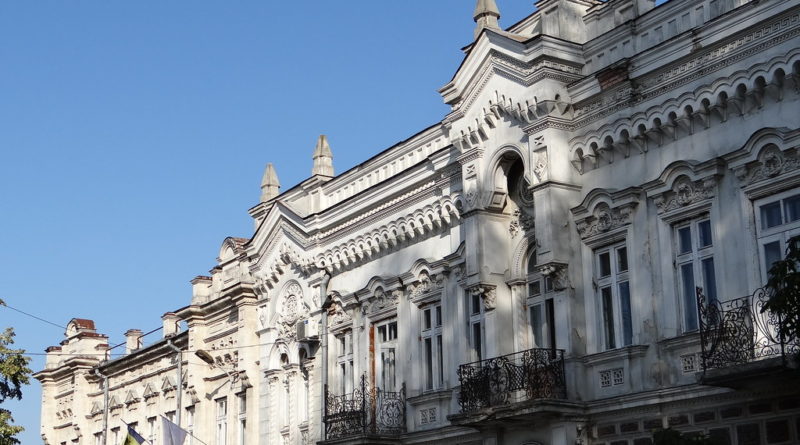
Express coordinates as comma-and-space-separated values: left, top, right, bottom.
324, 374, 406, 440
697, 286, 798, 372
457, 348, 566, 413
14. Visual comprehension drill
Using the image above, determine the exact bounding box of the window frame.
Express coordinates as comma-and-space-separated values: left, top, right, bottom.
674, 216, 717, 332
420, 302, 444, 391
215, 397, 228, 445
374, 318, 398, 392
755, 190, 800, 283
594, 241, 633, 350
467, 291, 485, 363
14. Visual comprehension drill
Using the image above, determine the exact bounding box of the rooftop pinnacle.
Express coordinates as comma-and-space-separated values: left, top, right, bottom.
312, 135, 334, 177
474, 0, 501, 39
260, 163, 280, 202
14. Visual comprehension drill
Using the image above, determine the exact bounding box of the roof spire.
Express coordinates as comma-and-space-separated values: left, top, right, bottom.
312, 135, 334, 177
473, 0, 500, 39
260, 163, 280, 202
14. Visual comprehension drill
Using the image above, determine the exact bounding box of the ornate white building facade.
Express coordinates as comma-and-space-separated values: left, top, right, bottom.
37, 0, 800, 444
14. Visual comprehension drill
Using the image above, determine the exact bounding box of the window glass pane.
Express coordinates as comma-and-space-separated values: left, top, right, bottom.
785, 195, 800, 223
378, 326, 386, 342
617, 247, 628, 272
698, 220, 713, 248
530, 305, 543, 348
528, 280, 541, 297
424, 338, 433, 390
545, 298, 556, 350
619, 281, 633, 346
435, 306, 442, 327
599, 252, 611, 277
761, 201, 783, 229
472, 322, 482, 361
436, 334, 444, 385
764, 241, 783, 275
681, 263, 698, 331
471, 294, 481, 315
423, 309, 431, 330
678, 226, 692, 254
601, 287, 616, 349
544, 276, 554, 292
527, 254, 537, 274
701, 257, 717, 305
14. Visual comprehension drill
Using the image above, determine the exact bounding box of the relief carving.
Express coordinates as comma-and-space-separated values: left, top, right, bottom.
575, 202, 636, 239
653, 176, 716, 214
466, 283, 497, 311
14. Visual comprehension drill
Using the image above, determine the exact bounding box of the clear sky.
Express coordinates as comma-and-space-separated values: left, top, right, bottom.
0, 1, 539, 442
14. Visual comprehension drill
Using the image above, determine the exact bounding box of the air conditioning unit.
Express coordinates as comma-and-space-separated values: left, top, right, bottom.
296, 320, 308, 339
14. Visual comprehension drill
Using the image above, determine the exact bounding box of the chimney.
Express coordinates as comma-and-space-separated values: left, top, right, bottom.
162, 313, 180, 338
125, 329, 143, 354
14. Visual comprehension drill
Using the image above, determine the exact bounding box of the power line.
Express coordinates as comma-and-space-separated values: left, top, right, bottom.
0, 299, 67, 330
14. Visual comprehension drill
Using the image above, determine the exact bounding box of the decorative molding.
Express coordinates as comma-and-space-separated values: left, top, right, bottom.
535, 261, 570, 291
569, 48, 800, 173
315, 195, 461, 274
466, 283, 497, 311
509, 209, 535, 238
277, 282, 308, 341
653, 176, 716, 215
575, 202, 636, 240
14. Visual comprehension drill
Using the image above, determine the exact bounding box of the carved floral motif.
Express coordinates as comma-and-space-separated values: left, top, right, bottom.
575, 203, 636, 239
278, 282, 307, 340
653, 177, 716, 214
739, 147, 800, 186
466, 283, 497, 310
509, 209, 535, 237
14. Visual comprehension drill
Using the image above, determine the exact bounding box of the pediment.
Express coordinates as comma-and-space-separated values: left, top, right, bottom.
440, 33, 583, 119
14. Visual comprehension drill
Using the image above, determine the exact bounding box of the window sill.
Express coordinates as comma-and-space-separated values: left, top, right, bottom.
582, 344, 649, 367
658, 331, 700, 351
407, 388, 452, 406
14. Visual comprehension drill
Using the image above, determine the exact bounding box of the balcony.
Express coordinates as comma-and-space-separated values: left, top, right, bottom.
323, 375, 405, 442
697, 287, 798, 387
451, 348, 573, 425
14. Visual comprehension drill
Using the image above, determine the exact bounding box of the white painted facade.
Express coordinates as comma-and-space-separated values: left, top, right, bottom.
38, 0, 800, 444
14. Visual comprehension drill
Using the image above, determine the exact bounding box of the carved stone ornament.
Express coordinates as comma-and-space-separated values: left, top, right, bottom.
278, 282, 307, 340
653, 176, 716, 214
328, 300, 352, 327
517, 175, 535, 206
535, 262, 570, 291
575, 202, 635, 239
509, 208, 535, 237
466, 283, 497, 310
740, 146, 799, 186
365, 288, 401, 315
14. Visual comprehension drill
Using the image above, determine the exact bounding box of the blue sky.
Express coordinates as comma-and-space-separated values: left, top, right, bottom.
0, 1, 537, 442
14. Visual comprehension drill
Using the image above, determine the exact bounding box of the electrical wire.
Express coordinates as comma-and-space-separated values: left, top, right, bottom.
0, 299, 67, 330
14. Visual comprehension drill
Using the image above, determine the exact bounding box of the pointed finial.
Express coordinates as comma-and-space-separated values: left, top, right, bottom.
260, 163, 280, 202
312, 135, 334, 177
474, 0, 500, 39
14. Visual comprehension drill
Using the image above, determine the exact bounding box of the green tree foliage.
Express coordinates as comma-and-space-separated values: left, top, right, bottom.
0, 299, 32, 445
763, 236, 800, 346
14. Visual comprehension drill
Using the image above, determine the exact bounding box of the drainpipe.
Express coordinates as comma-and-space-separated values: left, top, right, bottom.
94, 368, 109, 445
319, 273, 332, 442
167, 339, 183, 427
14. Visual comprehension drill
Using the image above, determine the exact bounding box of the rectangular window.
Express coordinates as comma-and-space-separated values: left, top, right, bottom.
421, 303, 444, 390
216, 398, 228, 445
148, 417, 156, 445
595, 242, 633, 350
756, 191, 800, 283
186, 406, 195, 445
675, 217, 716, 331
467, 291, 484, 363
237, 393, 246, 445
336, 331, 354, 394
375, 319, 397, 391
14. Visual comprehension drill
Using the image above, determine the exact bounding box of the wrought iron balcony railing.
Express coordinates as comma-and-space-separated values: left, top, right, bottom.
457, 348, 566, 413
323, 374, 405, 441
697, 287, 798, 373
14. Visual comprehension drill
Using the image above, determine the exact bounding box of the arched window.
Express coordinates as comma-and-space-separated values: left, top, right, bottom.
526, 251, 555, 350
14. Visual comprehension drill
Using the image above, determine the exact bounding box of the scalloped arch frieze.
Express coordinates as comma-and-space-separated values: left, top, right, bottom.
315, 196, 461, 274
570, 50, 800, 174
